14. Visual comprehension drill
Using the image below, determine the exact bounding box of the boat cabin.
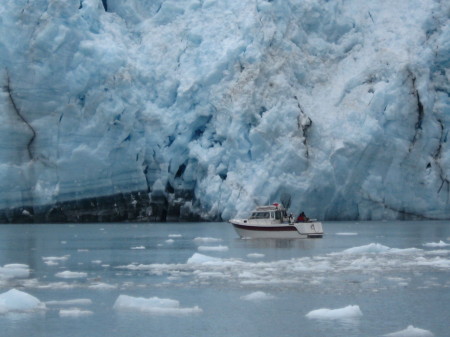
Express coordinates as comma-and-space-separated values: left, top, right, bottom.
249, 204, 289, 222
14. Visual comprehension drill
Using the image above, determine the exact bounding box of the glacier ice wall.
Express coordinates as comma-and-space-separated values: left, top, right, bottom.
0, 0, 449, 222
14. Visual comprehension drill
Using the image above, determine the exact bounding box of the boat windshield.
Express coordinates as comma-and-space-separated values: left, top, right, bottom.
250, 212, 271, 219
275, 211, 282, 220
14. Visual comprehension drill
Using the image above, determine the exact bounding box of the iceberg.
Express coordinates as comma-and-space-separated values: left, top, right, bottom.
113, 294, 202, 315
240, 291, 275, 301
305, 305, 363, 320
0, 289, 46, 314
383, 325, 434, 337
0, 0, 449, 222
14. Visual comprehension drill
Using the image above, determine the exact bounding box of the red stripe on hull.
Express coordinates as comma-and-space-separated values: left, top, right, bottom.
232, 223, 297, 232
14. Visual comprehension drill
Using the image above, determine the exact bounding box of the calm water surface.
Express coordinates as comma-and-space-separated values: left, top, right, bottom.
0, 221, 449, 337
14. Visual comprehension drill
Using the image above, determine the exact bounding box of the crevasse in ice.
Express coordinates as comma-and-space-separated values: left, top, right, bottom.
0, 0, 449, 222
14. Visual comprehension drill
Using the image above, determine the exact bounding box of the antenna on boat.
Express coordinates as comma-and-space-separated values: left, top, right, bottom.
280, 193, 291, 210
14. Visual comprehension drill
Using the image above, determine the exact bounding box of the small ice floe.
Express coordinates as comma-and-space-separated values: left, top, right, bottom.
198, 245, 229, 252
0, 264, 30, 279
88, 282, 118, 290
193, 237, 222, 244
55, 271, 88, 279
59, 308, 93, 317
0, 289, 46, 314
113, 295, 202, 315
168, 234, 182, 238
423, 240, 449, 248
383, 325, 434, 337
91, 260, 102, 264
42, 256, 70, 266
131, 246, 146, 250
336, 232, 358, 236
240, 291, 275, 301
46, 299, 92, 307
187, 253, 220, 264
340, 243, 420, 255
165, 239, 175, 244
305, 305, 363, 320
247, 253, 265, 258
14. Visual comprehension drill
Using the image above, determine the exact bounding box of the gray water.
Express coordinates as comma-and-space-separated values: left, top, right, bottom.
0, 221, 449, 337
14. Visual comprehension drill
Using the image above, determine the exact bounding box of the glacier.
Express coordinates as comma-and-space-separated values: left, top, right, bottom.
0, 0, 449, 222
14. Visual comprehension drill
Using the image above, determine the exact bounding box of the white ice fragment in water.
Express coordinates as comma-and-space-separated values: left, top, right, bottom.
383, 325, 434, 337
187, 253, 222, 264
43, 255, 70, 263
423, 240, 449, 247
198, 245, 229, 252
165, 239, 175, 244
46, 299, 92, 306
0, 289, 46, 314
55, 271, 88, 279
59, 308, 93, 317
131, 246, 146, 250
247, 253, 265, 258
306, 305, 363, 320
0, 264, 30, 279
193, 237, 222, 244
240, 291, 275, 301
341, 243, 391, 254
88, 282, 118, 290
168, 234, 182, 238
113, 295, 202, 315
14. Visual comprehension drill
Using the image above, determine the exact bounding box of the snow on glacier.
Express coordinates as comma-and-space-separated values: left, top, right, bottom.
0, 0, 449, 221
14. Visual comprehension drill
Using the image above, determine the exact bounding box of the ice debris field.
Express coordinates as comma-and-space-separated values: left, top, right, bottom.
1, 238, 449, 336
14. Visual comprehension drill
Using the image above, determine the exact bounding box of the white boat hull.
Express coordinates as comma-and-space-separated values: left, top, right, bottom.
230, 219, 323, 239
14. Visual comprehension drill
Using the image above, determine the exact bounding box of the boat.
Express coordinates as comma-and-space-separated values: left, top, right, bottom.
229, 203, 323, 239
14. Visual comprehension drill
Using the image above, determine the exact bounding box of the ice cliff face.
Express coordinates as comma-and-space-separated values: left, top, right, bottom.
0, 0, 449, 222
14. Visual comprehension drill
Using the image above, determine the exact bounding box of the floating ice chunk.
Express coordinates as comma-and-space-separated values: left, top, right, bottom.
131, 246, 146, 250
43, 256, 70, 263
88, 282, 118, 290
168, 234, 182, 238
198, 245, 229, 252
341, 243, 391, 254
415, 257, 450, 269
193, 237, 222, 244
187, 253, 222, 264
305, 305, 363, 320
55, 271, 88, 279
0, 264, 30, 279
336, 232, 358, 236
46, 299, 92, 306
0, 289, 46, 314
240, 291, 275, 301
113, 295, 202, 315
59, 308, 93, 317
44, 260, 59, 266
91, 260, 102, 264
383, 325, 434, 337
423, 240, 449, 248
165, 239, 175, 244
247, 253, 265, 258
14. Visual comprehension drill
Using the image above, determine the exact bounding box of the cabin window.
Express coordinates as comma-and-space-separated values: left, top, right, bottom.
250, 212, 270, 219
275, 211, 281, 220
270, 212, 275, 219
